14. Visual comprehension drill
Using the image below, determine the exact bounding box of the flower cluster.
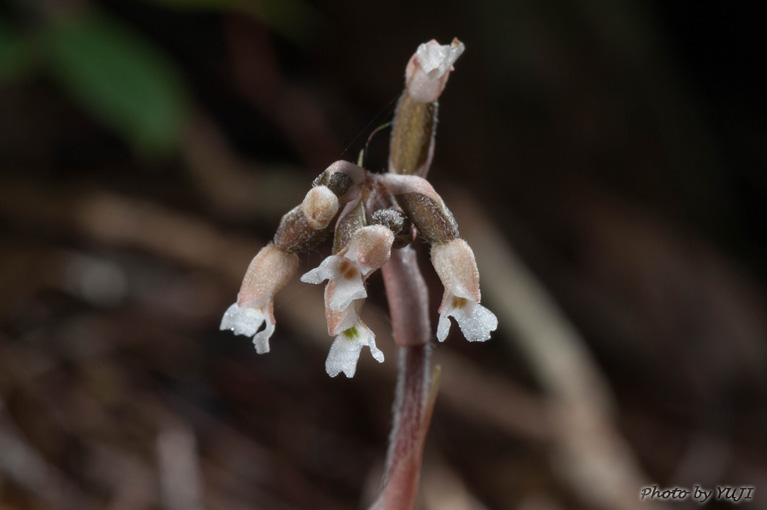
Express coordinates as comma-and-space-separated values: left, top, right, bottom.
221, 39, 497, 377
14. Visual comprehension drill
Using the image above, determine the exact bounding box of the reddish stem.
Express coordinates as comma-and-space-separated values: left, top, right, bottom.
381, 246, 431, 348
370, 344, 433, 510
371, 247, 435, 510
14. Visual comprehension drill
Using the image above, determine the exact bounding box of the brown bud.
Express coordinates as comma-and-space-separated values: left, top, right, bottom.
396, 192, 458, 244
273, 205, 331, 254
380, 174, 459, 244
333, 198, 367, 254
313, 160, 366, 201
371, 208, 413, 249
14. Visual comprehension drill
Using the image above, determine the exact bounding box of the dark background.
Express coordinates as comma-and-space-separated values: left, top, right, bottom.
1, 1, 765, 509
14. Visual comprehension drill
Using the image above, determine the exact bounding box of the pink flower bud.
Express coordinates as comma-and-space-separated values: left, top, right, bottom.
405, 38, 465, 103
302, 185, 339, 230
347, 225, 395, 273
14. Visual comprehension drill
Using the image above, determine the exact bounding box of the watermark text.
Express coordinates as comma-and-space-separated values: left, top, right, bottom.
640, 485, 754, 504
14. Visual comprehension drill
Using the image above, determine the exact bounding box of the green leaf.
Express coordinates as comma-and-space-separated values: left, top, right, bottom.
42, 11, 189, 156
0, 17, 34, 84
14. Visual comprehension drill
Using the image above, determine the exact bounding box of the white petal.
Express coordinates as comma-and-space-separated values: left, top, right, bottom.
436, 311, 451, 342
327, 274, 366, 311
416, 39, 465, 78
300, 256, 340, 284
452, 301, 498, 342
326, 330, 365, 378
366, 334, 385, 363
220, 303, 276, 354
220, 303, 266, 337
327, 298, 363, 336
253, 318, 275, 354
325, 324, 383, 378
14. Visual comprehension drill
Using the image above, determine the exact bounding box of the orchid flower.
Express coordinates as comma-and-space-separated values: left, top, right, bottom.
300, 225, 394, 311
323, 294, 384, 378
220, 244, 298, 354
431, 239, 498, 342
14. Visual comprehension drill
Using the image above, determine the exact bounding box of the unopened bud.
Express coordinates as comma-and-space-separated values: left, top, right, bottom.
347, 225, 394, 272
302, 185, 339, 230
273, 205, 331, 254
389, 39, 464, 177
381, 174, 458, 244
313, 160, 367, 201
371, 208, 407, 234
371, 208, 413, 248
333, 199, 367, 254
405, 38, 465, 103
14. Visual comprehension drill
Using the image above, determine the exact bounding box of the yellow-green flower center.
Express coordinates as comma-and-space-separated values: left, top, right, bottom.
451, 296, 467, 309
343, 326, 360, 340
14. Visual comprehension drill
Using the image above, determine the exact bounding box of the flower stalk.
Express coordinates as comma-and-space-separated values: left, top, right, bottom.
369, 343, 437, 510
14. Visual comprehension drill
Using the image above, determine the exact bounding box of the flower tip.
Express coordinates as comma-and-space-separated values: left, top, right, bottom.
461, 303, 497, 342
302, 185, 339, 230
436, 314, 451, 342
299, 266, 324, 284
253, 338, 270, 354
220, 303, 260, 336
350, 225, 394, 273
220, 302, 277, 352
437, 300, 497, 343
415, 38, 465, 78
324, 325, 382, 378
406, 38, 465, 102
325, 344, 358, 378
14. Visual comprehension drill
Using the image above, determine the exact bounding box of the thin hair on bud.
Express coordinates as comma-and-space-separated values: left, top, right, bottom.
341, 94, 400, 160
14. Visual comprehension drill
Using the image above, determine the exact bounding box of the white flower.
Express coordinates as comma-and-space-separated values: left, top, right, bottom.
221, 301, 275, 354
300, 254, 367, 311
220, 244, 298, 353
321, 294, 384, 377
326, 320, 384, 378
436, 295, 498, 342
301, 225, 394, 311
431, 238, 497, 342
405, 38, 465, 103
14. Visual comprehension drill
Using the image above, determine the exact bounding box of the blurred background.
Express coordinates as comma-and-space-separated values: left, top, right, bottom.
1, 0, 765, 509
